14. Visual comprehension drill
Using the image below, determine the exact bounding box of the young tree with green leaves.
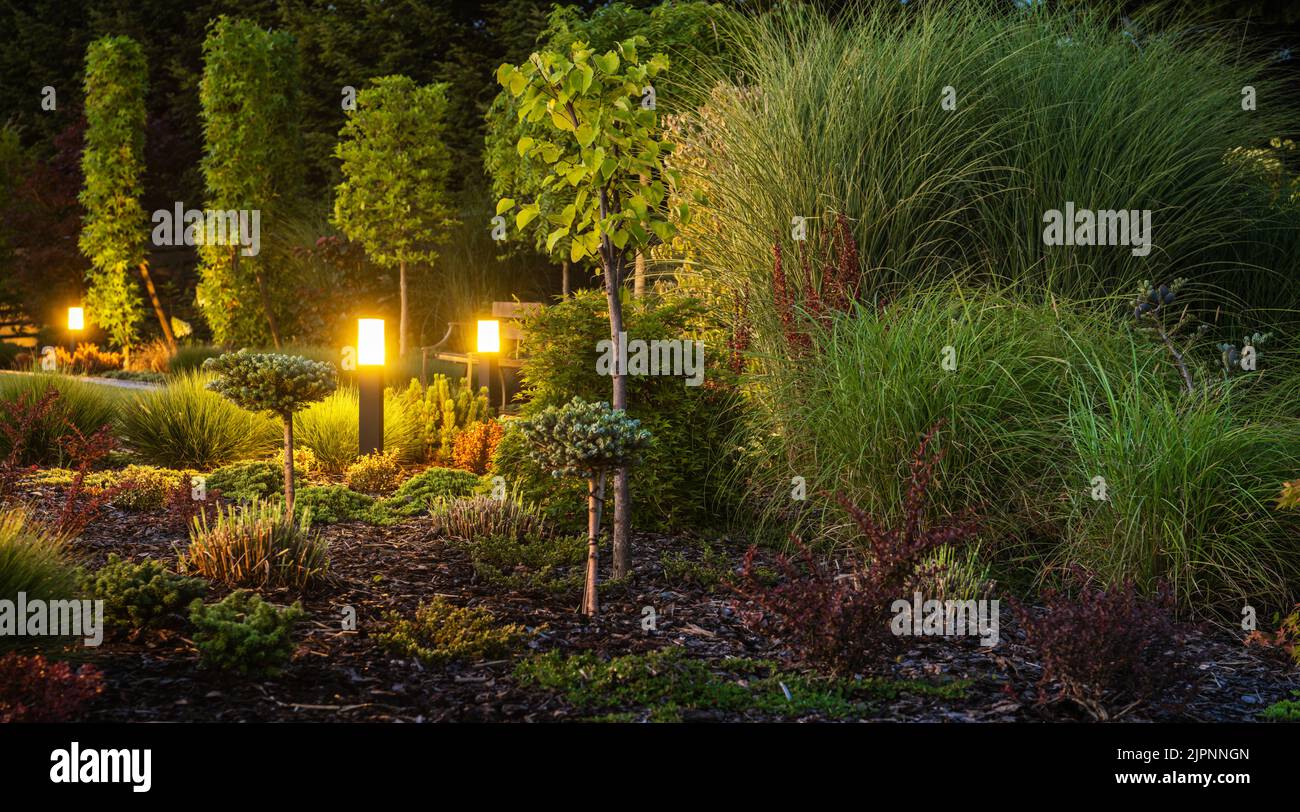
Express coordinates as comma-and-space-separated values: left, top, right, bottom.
484, 2, 734, 298
80, 35, 175, 357
197, 16, 304, 348
204, 350, 337, 513
497, 36, 688, 579
333, 75, 456, 358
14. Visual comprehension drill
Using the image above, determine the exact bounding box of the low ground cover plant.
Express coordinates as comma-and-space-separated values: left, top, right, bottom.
294, 485, 388, 525
1013, 568, 1195, 721
385, 466, 482, 516
464, 531, 585, 596
515, 648, 968, 722
0, 653, 104, 722
86, 554, 208, 633
376, 597, 527, 666
188, 590, 304, 676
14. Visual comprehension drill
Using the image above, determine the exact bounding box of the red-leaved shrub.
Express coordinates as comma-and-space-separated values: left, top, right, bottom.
0, 653, 104, 722
1013, 568, 1195, 720
731, 422, 979, 674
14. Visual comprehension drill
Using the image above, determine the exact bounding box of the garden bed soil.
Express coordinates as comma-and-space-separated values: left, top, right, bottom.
32, 497, 1300, 723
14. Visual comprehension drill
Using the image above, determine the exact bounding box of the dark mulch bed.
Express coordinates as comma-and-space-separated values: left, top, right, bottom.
28, 494, 1300, 723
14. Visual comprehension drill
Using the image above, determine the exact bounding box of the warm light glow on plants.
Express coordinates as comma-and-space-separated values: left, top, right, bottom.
357, 318, 385, 366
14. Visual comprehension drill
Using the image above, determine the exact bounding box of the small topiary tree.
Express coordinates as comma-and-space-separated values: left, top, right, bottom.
517, 396, 650, 617
203, 351, 336, 512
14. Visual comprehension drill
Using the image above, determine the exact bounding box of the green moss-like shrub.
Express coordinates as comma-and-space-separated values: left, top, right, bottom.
86, 554, 208, 632
464, 532, 585, 596
294, 485, 388, 525
188, 590, 304, 676
385, 466, 483, 516
206, 460, 305, 503
376, 596, 527, 666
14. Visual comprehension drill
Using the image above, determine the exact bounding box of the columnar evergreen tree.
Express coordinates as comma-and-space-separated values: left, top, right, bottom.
79, 35, 172, 357
498, 36, 687, 579
333, 75, 456, 358
197, 16, 304, 348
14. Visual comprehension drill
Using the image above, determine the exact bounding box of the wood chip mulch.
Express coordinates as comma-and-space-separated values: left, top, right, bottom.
37, 498, 1300, 724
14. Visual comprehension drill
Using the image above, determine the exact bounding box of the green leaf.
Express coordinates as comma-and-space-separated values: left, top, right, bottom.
516, 205, 539, 229
551, 107, 576, 132
576, 122, 596, 149
546, 227, 567, 252
496, 198, 515, 215
508, 70, 527, 96
594, 52, 619, 74
516, 136, 534, 157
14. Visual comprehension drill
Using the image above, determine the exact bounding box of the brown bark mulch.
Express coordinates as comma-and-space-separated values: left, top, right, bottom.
36, 499, 1300, 723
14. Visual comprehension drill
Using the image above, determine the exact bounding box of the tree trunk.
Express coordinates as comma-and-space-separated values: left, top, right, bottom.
562, 260, 571, 298
138, 261, 176, 351
237, 247, 281, 349
599, 189, 633, 581
399, 259, 409, 358
283, 416, 295, 515
583, 472, 606, 617
633, 250, 646, 298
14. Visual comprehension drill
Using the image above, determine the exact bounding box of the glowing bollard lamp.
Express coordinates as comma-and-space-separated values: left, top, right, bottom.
357, 318, 385, 456
476, 319, 500, 411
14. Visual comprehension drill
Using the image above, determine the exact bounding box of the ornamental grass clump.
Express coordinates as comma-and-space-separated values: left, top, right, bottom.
517, 397, 650, 617
203, 351, 337, 511
182, 498, 328, 591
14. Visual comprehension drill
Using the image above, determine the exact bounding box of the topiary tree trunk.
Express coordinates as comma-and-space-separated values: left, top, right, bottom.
281, 411, 296, 512
517, 397, 650, 619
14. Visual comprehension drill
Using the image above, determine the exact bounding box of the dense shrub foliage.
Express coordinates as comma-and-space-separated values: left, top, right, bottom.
86, 554, 208, 632
1013, 569, 1195, 721
344, 450, 402, 495
386, 466, 482, 516
0, 653, 104, 722
376, 597, 526, 666
188, 590, 304, 676
494, 291, 741, 531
